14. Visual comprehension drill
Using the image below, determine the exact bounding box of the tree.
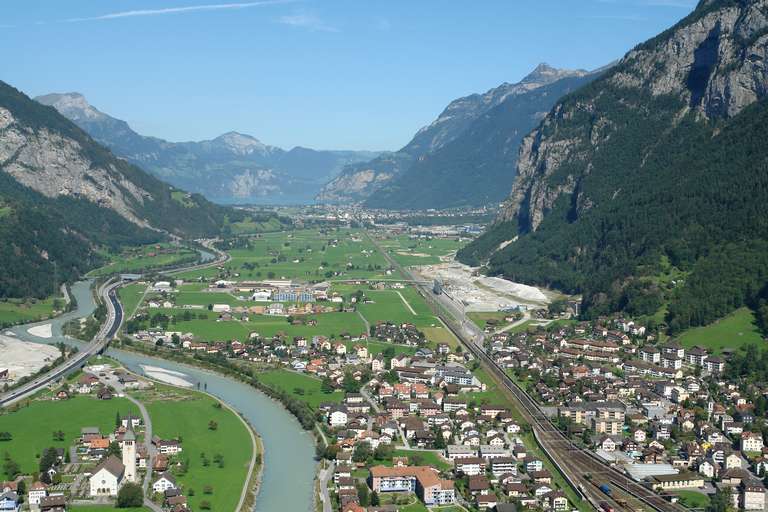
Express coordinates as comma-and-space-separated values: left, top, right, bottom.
370, 491, 380, 506
352, 442, 372, 463
320, 378, 334, 394
708, 486, 733, 512
39, 447, 58, 483
106, 441, 122, 458
208, 420, 218, 431
356, 482, 370, 506
117, 482, 143, 508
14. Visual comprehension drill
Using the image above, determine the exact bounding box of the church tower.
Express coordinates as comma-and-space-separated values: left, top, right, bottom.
121, 426, 137, 483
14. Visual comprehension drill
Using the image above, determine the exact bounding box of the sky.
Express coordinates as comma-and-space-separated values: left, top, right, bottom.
0, 0, 697, 151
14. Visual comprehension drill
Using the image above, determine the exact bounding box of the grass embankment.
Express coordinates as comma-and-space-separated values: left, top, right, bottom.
134, 386, 253, 512
677, 307, 764, 354
90, 244, 198, 277
118, 283, 148, 319
0, 397, 139, 475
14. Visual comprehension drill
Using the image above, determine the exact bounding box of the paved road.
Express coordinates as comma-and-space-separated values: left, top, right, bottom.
317, 461, 335, 512
365, 230, 686, 512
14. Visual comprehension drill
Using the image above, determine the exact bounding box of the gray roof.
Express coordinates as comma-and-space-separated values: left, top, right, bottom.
93, 455, 125, 479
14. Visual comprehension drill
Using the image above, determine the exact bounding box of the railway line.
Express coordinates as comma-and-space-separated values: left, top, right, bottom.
365, 230, 686, 512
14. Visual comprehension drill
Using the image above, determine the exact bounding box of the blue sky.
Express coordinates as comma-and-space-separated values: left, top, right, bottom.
1, 0, 696, 150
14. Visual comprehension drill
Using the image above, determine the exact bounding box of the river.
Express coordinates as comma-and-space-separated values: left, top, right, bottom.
8, 280, 317, 512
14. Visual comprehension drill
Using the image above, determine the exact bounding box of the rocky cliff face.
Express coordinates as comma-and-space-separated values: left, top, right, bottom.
317, 63, 589, 205
0, 105, 151, 226
499, 0, 768, 230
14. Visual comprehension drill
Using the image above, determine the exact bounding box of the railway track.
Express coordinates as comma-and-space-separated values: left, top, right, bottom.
365, 230, 686, 512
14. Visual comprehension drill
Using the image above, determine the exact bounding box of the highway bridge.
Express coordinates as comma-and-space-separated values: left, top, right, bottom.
366, 230, 686, 512
0, 241, 228, 409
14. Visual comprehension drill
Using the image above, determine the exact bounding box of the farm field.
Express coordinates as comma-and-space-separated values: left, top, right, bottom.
90, 243, 198, 277
377, 235, 466, 267
256, 369, 343, 409
134, 308, 367, 342
135, 386, 253, 512
175, 229, 400, 282
676, 307, 765, 354
0, 297, 60, 326
0, 396, 139, 475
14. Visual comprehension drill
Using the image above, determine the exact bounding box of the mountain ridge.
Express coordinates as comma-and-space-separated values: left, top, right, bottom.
317, 62, 592, 206
35, 92, 380, 204
458, 0, 768, 330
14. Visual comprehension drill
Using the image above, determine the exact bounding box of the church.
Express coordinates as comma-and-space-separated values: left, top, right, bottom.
89, 426, 138, 497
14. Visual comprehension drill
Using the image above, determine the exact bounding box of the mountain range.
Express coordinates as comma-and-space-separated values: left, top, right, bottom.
318, 63, 601, 208
0, 81, 254, 298
35, 92, 380, 205
459, 0, 768, 331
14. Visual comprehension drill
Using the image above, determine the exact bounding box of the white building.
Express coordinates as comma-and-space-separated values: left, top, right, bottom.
27, 482, 47, 505
152, 473, 177, 494
89, 456, 125, 496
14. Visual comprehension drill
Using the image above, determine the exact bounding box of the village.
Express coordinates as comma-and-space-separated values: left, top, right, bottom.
487, 317, 768, 511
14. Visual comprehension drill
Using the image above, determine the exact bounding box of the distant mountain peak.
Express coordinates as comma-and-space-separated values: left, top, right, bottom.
521, 62, 588, 85
35, 91, 107, 122
213, 131, 273, 155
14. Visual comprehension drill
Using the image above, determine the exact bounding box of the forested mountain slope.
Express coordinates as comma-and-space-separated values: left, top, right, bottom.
0, 81, 242, 297
459, 0, 768, 331
364, 72, 601, 209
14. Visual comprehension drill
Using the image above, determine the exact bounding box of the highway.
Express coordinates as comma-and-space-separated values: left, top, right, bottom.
0, 239, 229, 409
365, 230, 685, 512
0, 280, 120, 408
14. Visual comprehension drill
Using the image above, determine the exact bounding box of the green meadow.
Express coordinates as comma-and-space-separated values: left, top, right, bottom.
256, 369, 343, 409
0, 297, 59, 326
677, 307, 765, 354
0, 397, 139, 475
175, 229, 400, 282
136, 387, 252, 512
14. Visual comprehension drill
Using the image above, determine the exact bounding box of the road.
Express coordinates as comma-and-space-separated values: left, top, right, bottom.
366, 230, 685, 512
0, 240, 229, 409
317, 460, 335, 512
0, 280, 120, 408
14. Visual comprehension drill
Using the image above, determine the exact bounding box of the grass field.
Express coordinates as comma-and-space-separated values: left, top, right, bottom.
136, 386, 252, 512
118, 283, 148, 319
90, 244, 198, 277
137, 308, 367, 342
677, 307, 765, 354
175, 229, 400, 282
377, 235, 465, 267
0, 297, 60, 326
256, 369, 343, 409
467, 312, 515, 330
0, 397, 139, 475
70, 507, 149, 512
673, 490, 710, 509
391, 449, 451, 471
